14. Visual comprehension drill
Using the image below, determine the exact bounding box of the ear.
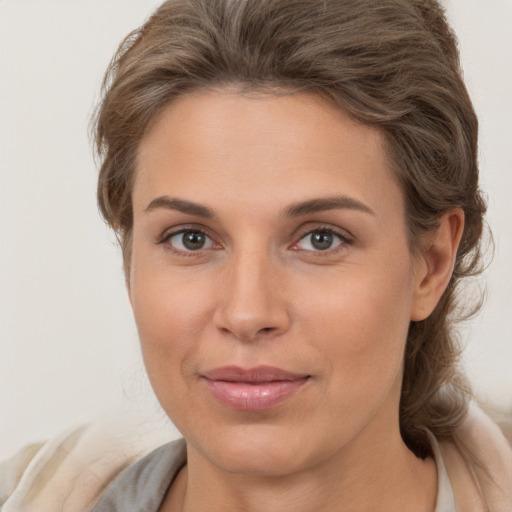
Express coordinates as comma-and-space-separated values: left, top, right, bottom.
126, 276, 133, 307
410, 209, 464, 322
123, 237, 133, 306
126, 266, 134, 308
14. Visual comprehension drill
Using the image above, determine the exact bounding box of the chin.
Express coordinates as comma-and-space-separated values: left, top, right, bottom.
188, 422, 334, 477
209, 444, 306, 477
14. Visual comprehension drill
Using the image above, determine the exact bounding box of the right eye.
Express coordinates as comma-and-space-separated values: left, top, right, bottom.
164, 229, 217, 252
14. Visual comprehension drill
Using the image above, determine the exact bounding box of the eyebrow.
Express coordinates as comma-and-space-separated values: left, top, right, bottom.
284, 196, 375, 217
144, 195, 375, 219
144, 196, 214, 218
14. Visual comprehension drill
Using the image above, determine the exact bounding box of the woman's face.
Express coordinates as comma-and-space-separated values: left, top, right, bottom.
130, 89, 424, 476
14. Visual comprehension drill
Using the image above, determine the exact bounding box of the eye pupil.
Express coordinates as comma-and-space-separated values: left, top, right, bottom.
311, 231, 333, 250
182, 231, 206, 250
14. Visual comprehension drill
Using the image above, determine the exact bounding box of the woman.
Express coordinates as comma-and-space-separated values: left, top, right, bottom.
2, 0, 511, 511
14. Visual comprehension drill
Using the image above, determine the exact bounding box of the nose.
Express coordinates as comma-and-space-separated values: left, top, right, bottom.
213, 249, 291, 342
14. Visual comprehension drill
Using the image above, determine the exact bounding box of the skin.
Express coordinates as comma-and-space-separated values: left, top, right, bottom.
129, 89, 463, 511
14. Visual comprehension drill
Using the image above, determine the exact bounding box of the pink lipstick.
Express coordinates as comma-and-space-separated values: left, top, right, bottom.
201, 366, 310, 411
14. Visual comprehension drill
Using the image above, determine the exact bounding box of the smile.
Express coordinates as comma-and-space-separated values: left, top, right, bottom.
201, 366, 311, 411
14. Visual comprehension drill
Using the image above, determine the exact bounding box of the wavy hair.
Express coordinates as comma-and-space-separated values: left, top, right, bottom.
93, 0, 486, 458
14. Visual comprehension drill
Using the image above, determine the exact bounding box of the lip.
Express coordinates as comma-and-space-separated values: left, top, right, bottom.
201, 366, 311, 411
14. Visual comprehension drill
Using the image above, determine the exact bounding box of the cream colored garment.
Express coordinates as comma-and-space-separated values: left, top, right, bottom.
0, 411, 178, 512
439, 402, 512, 511
1, 402, 511, 512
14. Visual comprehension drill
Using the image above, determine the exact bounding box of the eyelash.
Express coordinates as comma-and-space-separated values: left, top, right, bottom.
291, 227, 353, 255
157, 225, 353, 256
157, 227, 220, 257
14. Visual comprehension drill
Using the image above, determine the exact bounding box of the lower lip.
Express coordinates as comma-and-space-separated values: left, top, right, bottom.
203, 378, 310, 411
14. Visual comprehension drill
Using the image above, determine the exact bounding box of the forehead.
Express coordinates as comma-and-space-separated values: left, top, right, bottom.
134, 89, 403, 217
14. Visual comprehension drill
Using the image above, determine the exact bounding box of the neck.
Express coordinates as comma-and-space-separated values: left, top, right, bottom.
162, 423, 437, 512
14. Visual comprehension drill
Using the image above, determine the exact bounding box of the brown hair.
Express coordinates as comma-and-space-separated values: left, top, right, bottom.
94, 0, 486, 458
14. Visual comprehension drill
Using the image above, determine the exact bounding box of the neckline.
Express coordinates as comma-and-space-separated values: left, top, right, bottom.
92, 435, 456, 512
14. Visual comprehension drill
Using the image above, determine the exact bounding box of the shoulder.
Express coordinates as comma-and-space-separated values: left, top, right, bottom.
90, 439, 186, 512
0, 414, 177, 512
0, 440, 46, 509
439, 401, 512, 512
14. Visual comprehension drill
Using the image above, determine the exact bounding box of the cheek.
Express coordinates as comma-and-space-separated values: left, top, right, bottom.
129, 252, 215, 384
130, 275, 215, 434
302, 257, 414, 393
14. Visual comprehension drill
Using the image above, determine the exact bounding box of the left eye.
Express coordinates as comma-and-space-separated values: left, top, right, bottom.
296, 229, 344, 251
167, 230, 216, 251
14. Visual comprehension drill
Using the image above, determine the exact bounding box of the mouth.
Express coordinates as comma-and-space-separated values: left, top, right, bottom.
201, 366, 311, 411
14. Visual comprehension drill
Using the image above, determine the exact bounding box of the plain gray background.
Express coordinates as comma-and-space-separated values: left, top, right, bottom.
1, 0, 511, 459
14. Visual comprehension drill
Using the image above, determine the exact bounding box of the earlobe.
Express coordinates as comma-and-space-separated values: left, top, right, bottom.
410, 209, 465, 322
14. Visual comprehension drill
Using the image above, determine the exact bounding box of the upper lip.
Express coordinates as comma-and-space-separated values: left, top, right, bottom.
201, 366, 310, 383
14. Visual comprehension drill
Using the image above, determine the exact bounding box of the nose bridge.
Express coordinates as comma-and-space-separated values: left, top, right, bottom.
214, 242, 289, 341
